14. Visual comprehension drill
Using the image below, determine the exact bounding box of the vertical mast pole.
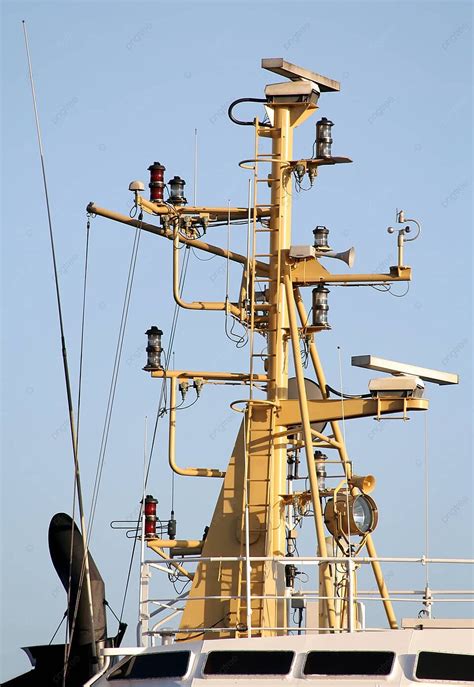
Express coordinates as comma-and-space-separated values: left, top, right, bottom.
267, 106, 292, 562
293, 289, 398, 629
267, 105, 336, 630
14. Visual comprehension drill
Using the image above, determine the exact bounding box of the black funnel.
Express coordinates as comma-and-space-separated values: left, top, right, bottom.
48, 513, 107, 646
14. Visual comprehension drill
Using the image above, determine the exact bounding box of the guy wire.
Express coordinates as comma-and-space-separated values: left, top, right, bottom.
119, 245, 192, 622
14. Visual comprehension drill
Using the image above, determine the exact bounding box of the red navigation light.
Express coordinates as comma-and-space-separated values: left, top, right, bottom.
144, 494, 158, 539
148, 162, 166, 203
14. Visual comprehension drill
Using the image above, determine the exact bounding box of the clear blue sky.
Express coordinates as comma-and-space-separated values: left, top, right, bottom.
1, 0, 472, 681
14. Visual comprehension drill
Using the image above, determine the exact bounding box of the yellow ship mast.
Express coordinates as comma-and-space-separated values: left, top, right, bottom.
87, 58, 441, 639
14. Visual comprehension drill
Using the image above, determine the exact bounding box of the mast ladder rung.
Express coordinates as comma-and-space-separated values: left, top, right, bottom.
255, 151, 280, 157
256, 178, 278, 183
256, 228, 272, 233
255, 253, 273, 258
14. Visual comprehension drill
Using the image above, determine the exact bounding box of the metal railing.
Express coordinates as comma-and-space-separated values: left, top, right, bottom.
138, 554, 474, 646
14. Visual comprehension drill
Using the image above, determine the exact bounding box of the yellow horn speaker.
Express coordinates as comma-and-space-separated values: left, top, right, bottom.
350, 474, 376, 494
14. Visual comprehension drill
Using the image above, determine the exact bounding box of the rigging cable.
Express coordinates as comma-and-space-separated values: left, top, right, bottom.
49, 611, 68, 645
22, 21, 98, 680
63, 215, 91, 670
118, 244, 193, 623
67, 211, 143, 658
88, 213, 143, 536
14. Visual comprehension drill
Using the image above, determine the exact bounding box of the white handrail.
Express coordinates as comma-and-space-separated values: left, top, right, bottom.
139, 553, 473, 641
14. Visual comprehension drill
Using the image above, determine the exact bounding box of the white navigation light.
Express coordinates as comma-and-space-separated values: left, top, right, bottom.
312, 285, 330, 328
313, 226, 330, 250
352, 355, 459, 386
168, 176, 187, 206
315, 117, 334, 159
144, 326, 164, 371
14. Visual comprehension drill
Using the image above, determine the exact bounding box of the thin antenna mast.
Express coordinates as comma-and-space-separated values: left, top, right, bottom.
423, 413, 432, 618
22, 20, 98, 668
193, 127, 198, 205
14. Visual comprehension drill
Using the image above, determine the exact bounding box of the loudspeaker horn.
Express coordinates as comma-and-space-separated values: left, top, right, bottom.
350, 474, 376, 494
316, 246, 355, 268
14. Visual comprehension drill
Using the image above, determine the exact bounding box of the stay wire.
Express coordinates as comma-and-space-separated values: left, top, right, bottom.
104, 599, 121, 624
64, 215, 90, 656
49, 611, 68, 645
118, 245, 192, 623
76, 217, 90, 494
68, 212, 142, 653
118, 257, 187, 622
89, 214, 143, 535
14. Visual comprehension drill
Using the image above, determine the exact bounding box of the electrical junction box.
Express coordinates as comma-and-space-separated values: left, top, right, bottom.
265, 80, 320, 104
368, 375, 425, 398
289, 245, 316, 260
291, 596, 306, 609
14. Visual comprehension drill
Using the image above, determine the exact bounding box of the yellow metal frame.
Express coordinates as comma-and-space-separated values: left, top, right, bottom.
172, 221, 240, 316
168, 376, 225, 479
137, 194, 272, 222
89, 62, 430, 638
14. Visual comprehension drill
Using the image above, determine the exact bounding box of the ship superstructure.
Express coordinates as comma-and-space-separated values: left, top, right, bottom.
82, 59, 473, 685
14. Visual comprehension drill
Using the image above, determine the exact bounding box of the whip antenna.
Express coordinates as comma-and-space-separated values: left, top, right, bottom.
21, 19, 98, 671
193, 127, 198, 205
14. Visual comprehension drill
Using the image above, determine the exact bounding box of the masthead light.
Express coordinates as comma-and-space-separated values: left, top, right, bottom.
315, 117, 334, 159
144, 326, 164, 371
312, 284, 330, 328
313, 225, 330, 251
168, 176, 187, 206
